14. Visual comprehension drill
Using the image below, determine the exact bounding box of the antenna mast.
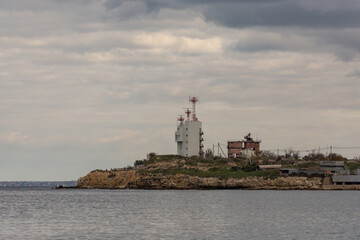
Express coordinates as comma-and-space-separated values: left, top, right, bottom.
177, 115, 184, 123
185, 108, 191, 121
189, 96, 199, 121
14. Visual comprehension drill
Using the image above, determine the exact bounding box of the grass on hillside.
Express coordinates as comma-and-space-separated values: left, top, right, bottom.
140, 167, 280, 180
137, 155, 280, 179
136, 155, 245, 167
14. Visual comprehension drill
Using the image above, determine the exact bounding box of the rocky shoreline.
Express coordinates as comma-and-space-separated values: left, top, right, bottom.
76, 169, 360, 190
77, 170, 321, 190
76, 155, 360, 190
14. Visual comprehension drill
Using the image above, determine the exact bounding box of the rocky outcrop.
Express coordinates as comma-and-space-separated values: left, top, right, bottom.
133, 173, 323, 190
77, 170, 323, 190
77, 170, 138, 189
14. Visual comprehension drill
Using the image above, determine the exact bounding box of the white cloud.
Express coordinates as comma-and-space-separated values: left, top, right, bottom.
134, 32, 222, 54
2, 132, 29, 144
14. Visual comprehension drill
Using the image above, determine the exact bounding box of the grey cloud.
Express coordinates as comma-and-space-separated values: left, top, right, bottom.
103, 0, 360, 29
229, 33, 314, 53
332, 48, 358, 62
314, 29, 360, 61
347, 69, 360, 78
203, 1, 360, 29
100, 0, 360, 61
104, 0, 170, 12
103, 0, 126, 9
0, 0, 93, 11
103, 0, 168, 18
229, 29, 360, 61
223, 24, 360, 61
103, 0, 285, 10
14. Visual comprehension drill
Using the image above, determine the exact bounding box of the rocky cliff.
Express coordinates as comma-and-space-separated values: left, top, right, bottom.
77, 170, 138, 189
77, 155, 325, 190
77, 170, 323, 190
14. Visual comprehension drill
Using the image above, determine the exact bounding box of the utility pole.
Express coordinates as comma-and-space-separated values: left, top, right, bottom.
326, 145, 328, 156
330, 146, 332, 160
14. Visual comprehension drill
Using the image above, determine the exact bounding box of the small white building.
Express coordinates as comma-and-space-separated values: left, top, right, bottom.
175, 97, 204, 157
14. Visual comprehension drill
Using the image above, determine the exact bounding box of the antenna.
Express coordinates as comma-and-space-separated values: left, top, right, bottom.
177, 115, 184, 123
189, 96, 199, 121
184, 108, 191, 120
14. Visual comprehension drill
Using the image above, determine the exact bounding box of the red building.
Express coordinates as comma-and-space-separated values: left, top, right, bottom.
227, 133, 261, 158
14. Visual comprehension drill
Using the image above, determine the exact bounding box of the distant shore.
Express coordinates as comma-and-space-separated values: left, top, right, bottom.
0, 181, 77, 188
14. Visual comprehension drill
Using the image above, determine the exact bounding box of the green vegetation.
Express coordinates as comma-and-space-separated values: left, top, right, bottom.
291, 161, 320, 169
241, 163, 258, 172
346, 162, 360, 173
204, 148, 214, 159
185, 160, 198, 166
134, 159, 146, 166
328, 153, 347, 161
134, 154, 181, 167
136, 154, 283, 179
141, 165, 279, 180
133, 152, 356, 181
91, 169, 106, 173
300, 152, 347, 161
108, 173, 116, 178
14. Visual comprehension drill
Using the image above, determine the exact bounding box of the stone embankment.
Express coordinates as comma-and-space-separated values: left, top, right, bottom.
77, 170, 323, 190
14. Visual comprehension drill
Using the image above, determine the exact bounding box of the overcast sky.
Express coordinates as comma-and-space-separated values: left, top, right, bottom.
1, 0, 360, 180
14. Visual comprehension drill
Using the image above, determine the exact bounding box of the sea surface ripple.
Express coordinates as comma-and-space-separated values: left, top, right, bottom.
0, 189, 359, 240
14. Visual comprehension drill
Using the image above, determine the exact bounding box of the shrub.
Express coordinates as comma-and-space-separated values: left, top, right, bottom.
108, 173, 116, 178
328, 153, 347, 161
241, 164, 258, 172
346, 162, 360, 173
208, 167, 220, 172
262, 151, 277, 159
230, 166, 240, 172
204, 148, 214, 159
91, 169, 105, 173
134, 159, 146, 166
186, 161, 198, 166
302, 151, 326, 161
147, 152, 157, 160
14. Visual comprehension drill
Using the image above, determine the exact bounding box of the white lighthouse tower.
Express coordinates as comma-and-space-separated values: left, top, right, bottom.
175, 97, 204, 157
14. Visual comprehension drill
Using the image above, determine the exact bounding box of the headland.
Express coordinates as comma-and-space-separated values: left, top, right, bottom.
77, 154, 360, 190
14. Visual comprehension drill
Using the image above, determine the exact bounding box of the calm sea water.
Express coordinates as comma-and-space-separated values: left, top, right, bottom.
0, 189, 359, 240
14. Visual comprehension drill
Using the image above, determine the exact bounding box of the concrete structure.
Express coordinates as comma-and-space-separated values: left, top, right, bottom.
280, 169, 327, 177
175, 97, 204, 157
227, 133, 261, 159
258, 165, 282, 170
332, 175, 360, 185
320, 161, 346, 173
330, 165, 360, 185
